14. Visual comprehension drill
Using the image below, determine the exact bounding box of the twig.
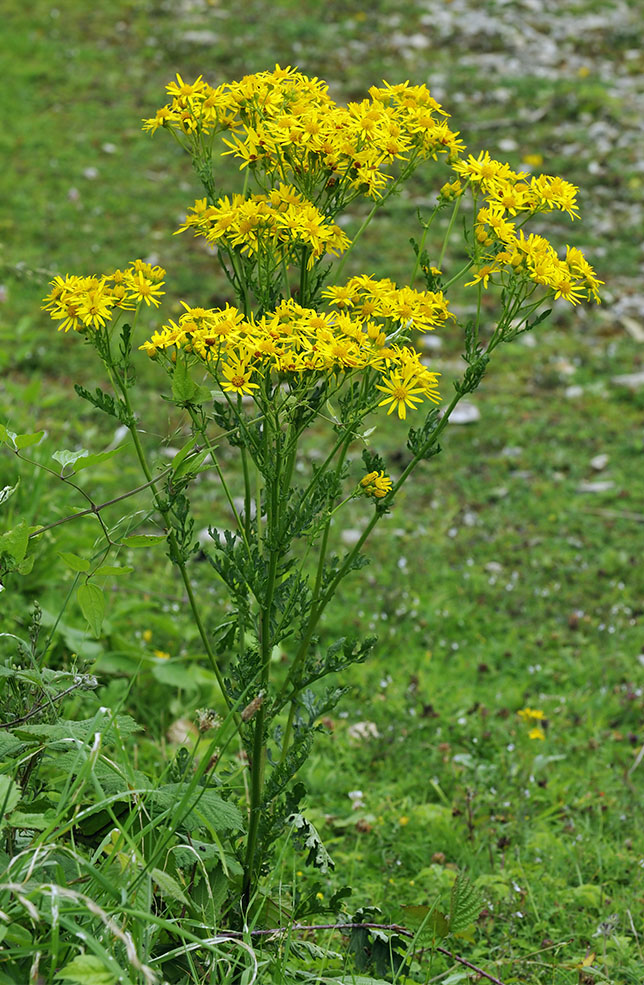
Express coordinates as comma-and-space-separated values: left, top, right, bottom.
27, 467, 175, 539
0, 676, 97, 729
215, 921, 508, 985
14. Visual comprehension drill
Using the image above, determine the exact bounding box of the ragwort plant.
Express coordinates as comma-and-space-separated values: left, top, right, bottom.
2, 64, 602, 965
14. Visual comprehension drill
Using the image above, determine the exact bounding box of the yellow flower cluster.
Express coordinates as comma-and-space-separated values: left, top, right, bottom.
139, 296, 441, 419
466, 229, 603, 304
517, 707, 545, 722
452, 151, 602, 304
177, 184, 350, 268
143, 67, 465, 201
41, 261, 165, 332
454, 151, 579, 219
360, 471, 393, 498
321, 275, 453, 332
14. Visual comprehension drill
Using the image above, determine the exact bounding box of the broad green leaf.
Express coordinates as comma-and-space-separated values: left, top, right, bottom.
172, 359, 198, 403
154, 784, 243, 833
0, 522, 29, 562
6, 811, 50, 831
151, 867, 190, 906
14, 430, 45, 450
122, 533, 166, 548
401, 903, 449, 938
0, 479, 19, 508
77, 583, 105, 637
16, 715, 142, 744
55, 954, 117, 985
52, 447, 89, 470
72, 447, 123, 472
0, 776, 21, 824
92, 564, 133, 577
151, 659, 198, 690
59, 552, 90, 573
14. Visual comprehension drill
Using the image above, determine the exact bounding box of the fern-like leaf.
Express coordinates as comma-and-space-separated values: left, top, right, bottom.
448, 874, 482, 933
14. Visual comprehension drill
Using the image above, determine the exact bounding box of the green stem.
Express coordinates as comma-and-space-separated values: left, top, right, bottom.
437, 194, 463, 268
410, 206, 439, 284
110, 365, 233, 716
242, 413, 281, 907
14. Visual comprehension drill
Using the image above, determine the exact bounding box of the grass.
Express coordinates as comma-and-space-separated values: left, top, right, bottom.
2, 0, 644, 982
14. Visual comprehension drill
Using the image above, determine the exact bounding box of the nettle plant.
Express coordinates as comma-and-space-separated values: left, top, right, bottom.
31, 67, 602, 910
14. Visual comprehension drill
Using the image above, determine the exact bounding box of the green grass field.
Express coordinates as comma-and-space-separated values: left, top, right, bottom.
2, 1, 644, 982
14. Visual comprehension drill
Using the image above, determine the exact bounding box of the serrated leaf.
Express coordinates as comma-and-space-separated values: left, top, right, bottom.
151, 867, 190, 906
288, 812, 335, 873
122, 533, 166, 548
154, 784, 243, 833
15, 715, 142, 744
77, 583, 105, 637
15, 430, 45, 450
0, 522, 29, 562
59, 552, 91, 573
449, 875, 482, 933
0, 480, 19, 508
55, 954, 117, 985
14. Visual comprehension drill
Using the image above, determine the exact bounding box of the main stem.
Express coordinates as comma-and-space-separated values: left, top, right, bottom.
242, 407, 281, 908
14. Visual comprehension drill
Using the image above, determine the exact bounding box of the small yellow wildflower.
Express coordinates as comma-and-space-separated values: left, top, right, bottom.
517, 707, 545, 722
153, 649, 170, 660
360, 471, 393, 499
399, 815, 409, 826
528, 727, 546, 741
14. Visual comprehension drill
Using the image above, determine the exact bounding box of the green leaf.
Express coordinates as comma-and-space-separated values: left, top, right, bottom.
122, 533, 166, 548
6, 811, 50, 831
174, 447, 210, 480
448, 875, 483, 933
73, 448, 123, 472
288, 812, 335, 873
0, 522, 30, 562
151, 659, 198, 690
172, 359, 198, 403
0, 479, 19, 508
171, 435, 197, 470
92, 564, 133, 577
55, 954, 117, 985
151, 867, 191, 906
0, 423, 17, 448
154, 784, 243, 833
59, 552, 91, 573
401, 903, 449, 938
52, 447, 89, 470
0, 776, 21, 824
15, 715, 142, 744
14, 430, 45, 450
77, 583, 105, 637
